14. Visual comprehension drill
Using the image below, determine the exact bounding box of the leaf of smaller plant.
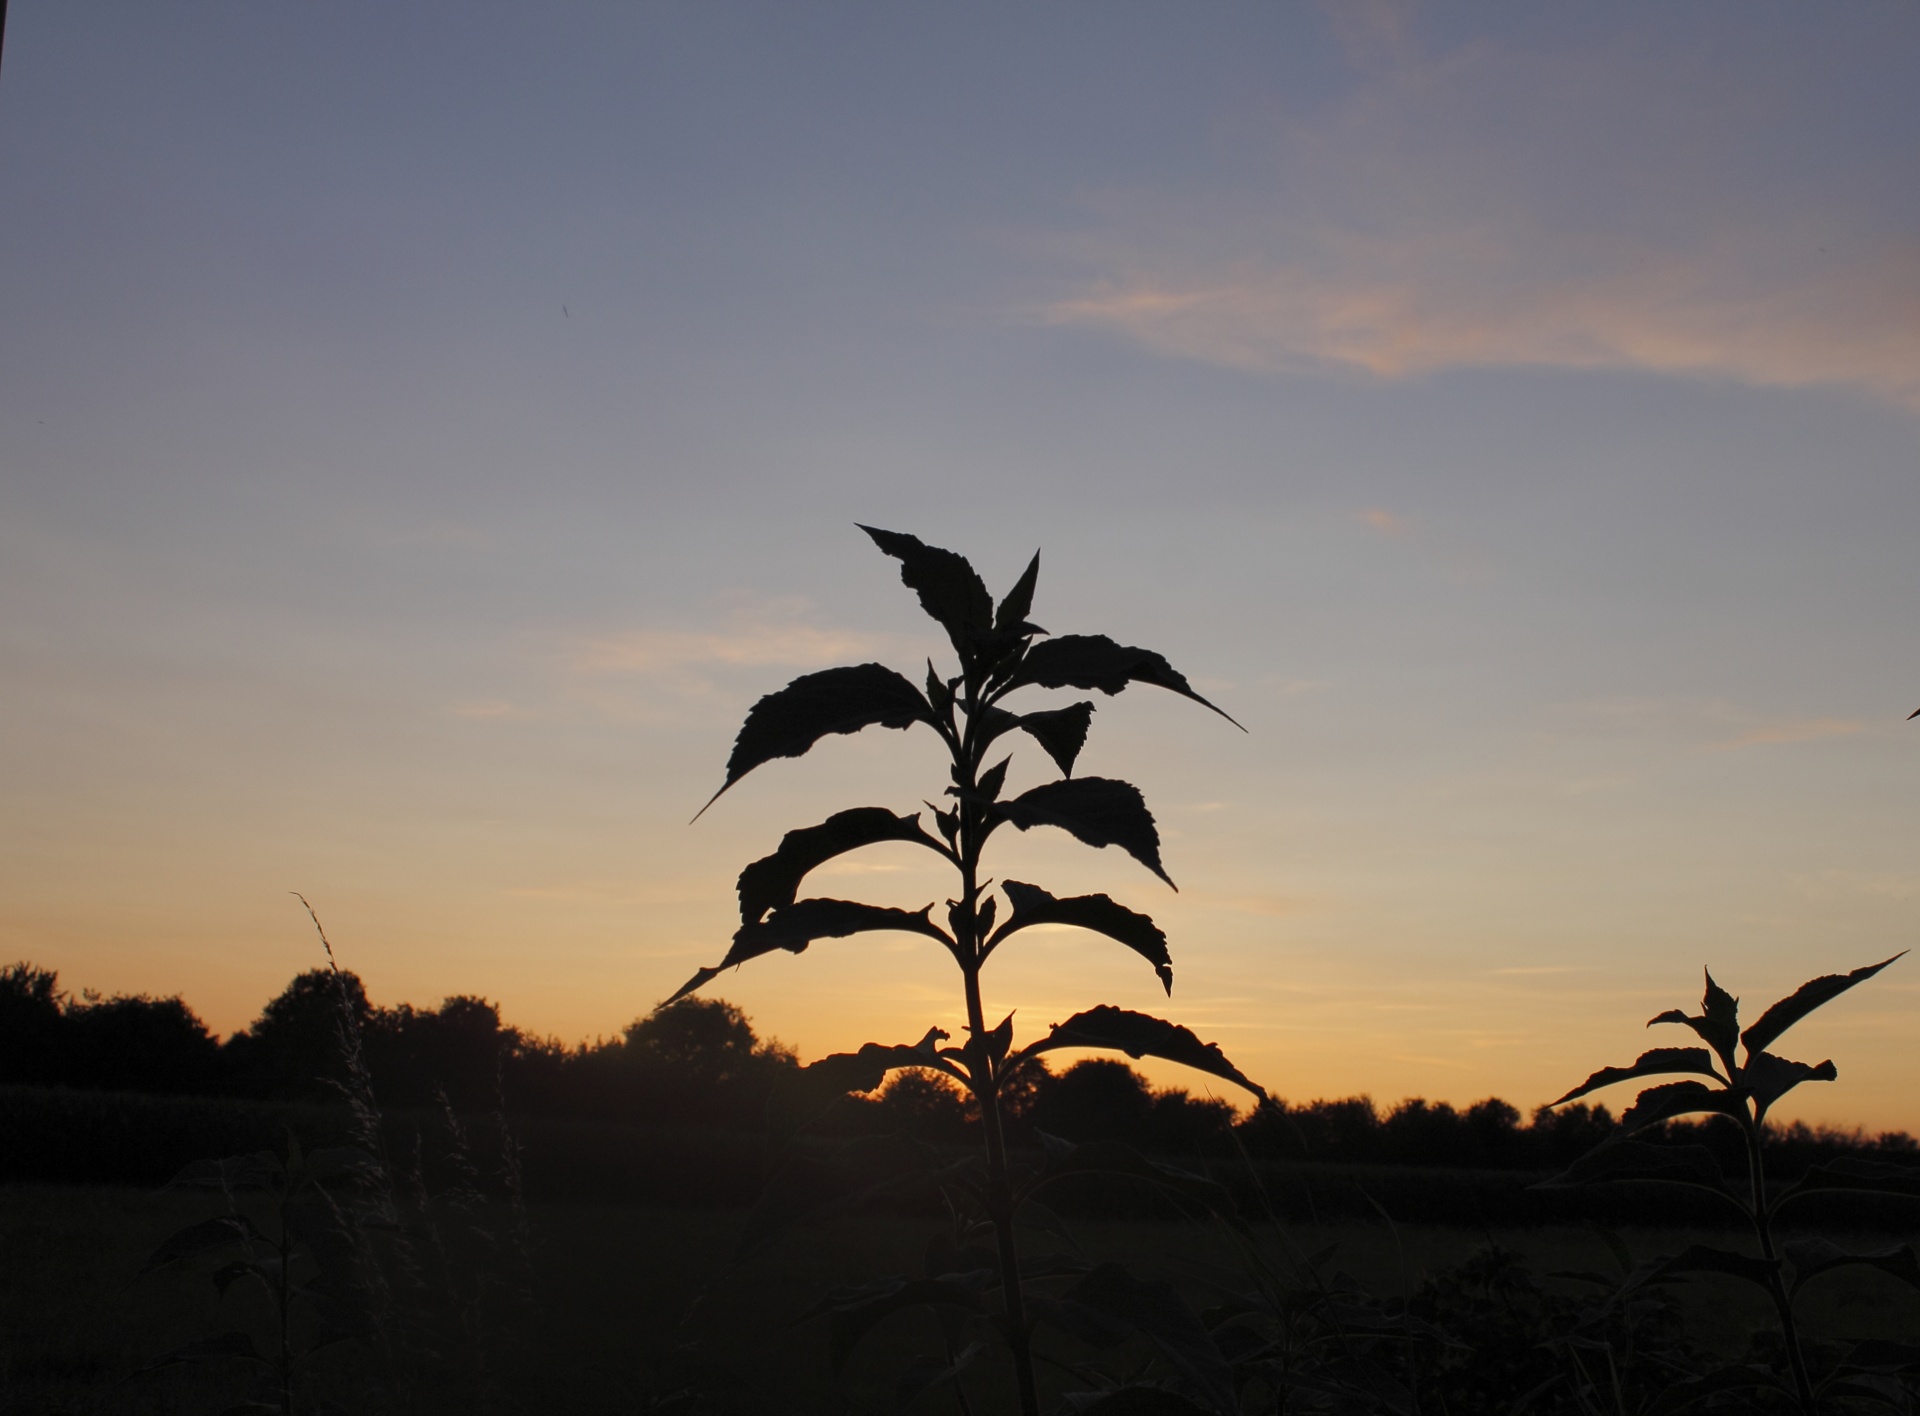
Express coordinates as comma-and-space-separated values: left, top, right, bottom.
1613, 1080, 1745, 1138
1842, 1338, 1920, 1374
668, 900, 953, 1003
1548, 1047, 1723, 1106
737, 808, 945, 925
700, 664, 931, 816
1740, 953, 1906, 1057
989, 881, 1172, 993
1062, 1386, 1217, 1415
1023, 1135, 1233, 1216
1007, 634, 1242, 729
797, 1028, 963, 1096
998, 778, 1175, 888
141, 1216, 262, 1275
1020, 1005, 1263, 1099
1016, 702, 1096, 778
1739, 1048, 1837, 1117
859, 525, 996, 652
1533, 1141, 1739, 1212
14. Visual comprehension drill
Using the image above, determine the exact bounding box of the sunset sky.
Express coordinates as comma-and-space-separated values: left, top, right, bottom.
3, 3, 1918, 1127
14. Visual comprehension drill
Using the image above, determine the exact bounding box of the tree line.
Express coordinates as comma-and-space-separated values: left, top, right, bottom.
4, 961, 1912, 1171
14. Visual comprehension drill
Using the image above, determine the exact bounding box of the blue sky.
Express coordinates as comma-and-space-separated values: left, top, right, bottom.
3, 2, 1918, 1124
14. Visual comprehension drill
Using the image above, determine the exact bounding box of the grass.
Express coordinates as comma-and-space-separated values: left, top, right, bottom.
6, 1182, 1916, 1414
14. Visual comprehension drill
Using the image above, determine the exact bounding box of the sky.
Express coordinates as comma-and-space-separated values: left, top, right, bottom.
2, 1, 1918, 1128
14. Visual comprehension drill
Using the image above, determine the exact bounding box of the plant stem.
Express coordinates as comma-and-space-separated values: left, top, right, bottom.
1743, 1112, 1813, 1412
955, 682, 1041, 1416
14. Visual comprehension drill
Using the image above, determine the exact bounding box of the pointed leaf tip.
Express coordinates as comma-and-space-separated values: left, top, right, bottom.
1741, 952, 1905, 1057
1009, 634, 1243, 730
996, 550, 1041, 633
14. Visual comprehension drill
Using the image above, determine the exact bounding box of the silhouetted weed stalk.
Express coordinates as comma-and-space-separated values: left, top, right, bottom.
678, 526, 1264, 1414
1545, 956, 1920, 1414
137, 899, 531, 1414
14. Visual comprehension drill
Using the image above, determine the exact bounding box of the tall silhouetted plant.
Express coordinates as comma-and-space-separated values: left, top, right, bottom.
1546, 956, 1919, 1414
675, 527, 1265, 1415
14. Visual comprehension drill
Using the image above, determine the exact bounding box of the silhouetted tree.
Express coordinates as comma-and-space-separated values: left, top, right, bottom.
0, 962, 65, 1086
222, 968, 372, 1100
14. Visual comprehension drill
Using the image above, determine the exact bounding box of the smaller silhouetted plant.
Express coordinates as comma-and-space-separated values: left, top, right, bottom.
1544, 955, 1920, 1414
676, 527, 1265, 1415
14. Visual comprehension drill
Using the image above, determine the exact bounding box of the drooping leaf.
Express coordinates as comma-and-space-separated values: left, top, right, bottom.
1018, 702, 1096, 778
988, 880, 1172, 994
1064, 1387, 1217, 1416
141, 1216, 263, 1275
1787, 1239, 1920, 1299
1741, 953, 1905, 1057
700, 664, 930, 815
668, 900, 953, 1004
997, 551, 1042, 633
1534, 1141, 1739, 1212
737, 808, 946, 925
799, 1274, 990, 1374
1614, 1080, 1746, 1138
1740, 1049, 1837, 1117
894, 1341, 985, 1415
1772, 1156, 1920, 1213
166, 1154, 279, 1191
1645, 1365, 1791, 1416
797, 1028, 965, 1096
129, 1331, 269, 1376
1031, 1264, 1236, 1416
1549, 1048, 1724, 1107
1021, 1006, 1264, 1100
732, 1132, 974, 1262
1022, 1133, 1233, 1215
998, 777, 1175, 888
1007, 635, 1242, 730
859, 525, 995, 651
1653, 1244, 1780, 1291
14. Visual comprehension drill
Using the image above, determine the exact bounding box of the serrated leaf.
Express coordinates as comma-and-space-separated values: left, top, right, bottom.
1021, 1006, 1263, 1099
1032, 1264, 1235, 1416
1741, 953, 1905, 1056
975, 754, 1011, 802
737, 808, 945, 925
1614, 1080, 1745, 1138
988, 880, 1172, 993
700, 664, 930, 815
142, 1216, 262, 1274
797, 1028, 963, 1096
998, 777, 1174, 888
997, 550, 1041, 633
1007, 634, 1241, 729
1017, 701, 1096, 778
1549, 1047, 1723, 1106
1740, 1048, 1836, 1116
668, 899, 953, 1003
859, 525, 995, 651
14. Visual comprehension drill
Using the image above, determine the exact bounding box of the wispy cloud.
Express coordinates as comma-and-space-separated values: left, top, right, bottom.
1714, 717, 1864, 750
1034, 24, 1920, 411
571, 603, 879, 676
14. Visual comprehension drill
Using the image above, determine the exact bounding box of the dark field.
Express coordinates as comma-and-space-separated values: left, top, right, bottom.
6, 1183, 1918, 1415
